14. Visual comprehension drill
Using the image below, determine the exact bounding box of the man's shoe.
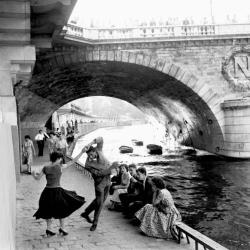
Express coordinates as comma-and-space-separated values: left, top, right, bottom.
46, 230, 56, 237
80, 212, 93, 224
59, 228, 68, 236
90, 224, 97, 231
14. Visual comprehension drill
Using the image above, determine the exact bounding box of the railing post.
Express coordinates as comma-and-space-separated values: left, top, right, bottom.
178, 228, 182, 244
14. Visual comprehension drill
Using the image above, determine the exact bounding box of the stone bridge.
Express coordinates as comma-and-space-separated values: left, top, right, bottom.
1, 0, 250, 249
18, 24, 250, 159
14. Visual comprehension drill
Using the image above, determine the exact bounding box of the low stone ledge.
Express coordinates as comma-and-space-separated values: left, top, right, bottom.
221, 98, 250, 110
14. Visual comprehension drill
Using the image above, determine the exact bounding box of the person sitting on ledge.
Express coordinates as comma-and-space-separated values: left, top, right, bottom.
109, 164, 122, 195
119, 163, 144, 211
135, 176, 181, 240
109, 164, 130, 210
124, 166, 154, 218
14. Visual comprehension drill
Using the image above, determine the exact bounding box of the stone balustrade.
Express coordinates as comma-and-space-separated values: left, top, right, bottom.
63, 23, 250, 42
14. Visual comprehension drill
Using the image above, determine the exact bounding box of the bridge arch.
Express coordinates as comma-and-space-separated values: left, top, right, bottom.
16, 50, 224, 155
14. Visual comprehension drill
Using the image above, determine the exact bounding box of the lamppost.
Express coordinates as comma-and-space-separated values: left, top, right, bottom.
210, 0, 214, 24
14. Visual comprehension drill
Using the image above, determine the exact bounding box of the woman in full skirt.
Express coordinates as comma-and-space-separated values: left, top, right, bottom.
32, 148, 88, 236
135, 176, 181, 240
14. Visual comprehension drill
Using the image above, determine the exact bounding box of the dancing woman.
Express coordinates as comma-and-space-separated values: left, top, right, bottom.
32, 148, 87, 236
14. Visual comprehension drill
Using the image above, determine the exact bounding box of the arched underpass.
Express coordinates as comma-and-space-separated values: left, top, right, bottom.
15, 55, 224, 155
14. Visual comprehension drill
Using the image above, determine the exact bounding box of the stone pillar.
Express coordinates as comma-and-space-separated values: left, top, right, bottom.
0, 124, 17, 250
0, 1, 35, 249
0, 49, 18, 250
221, 98, 250, 158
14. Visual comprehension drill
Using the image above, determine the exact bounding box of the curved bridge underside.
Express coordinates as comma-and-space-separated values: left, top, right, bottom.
16, 52, 224, 155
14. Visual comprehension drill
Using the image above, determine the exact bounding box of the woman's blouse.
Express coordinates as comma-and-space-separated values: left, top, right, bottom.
43, 165, 62, 188
121, 172, 130, 187
153, 189, 177, 213
23, 139, 33, 153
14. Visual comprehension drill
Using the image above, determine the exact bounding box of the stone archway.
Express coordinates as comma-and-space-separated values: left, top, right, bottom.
15, 50, 225, 155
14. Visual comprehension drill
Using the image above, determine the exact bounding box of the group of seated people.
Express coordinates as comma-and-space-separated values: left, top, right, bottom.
108, 164, 182, 240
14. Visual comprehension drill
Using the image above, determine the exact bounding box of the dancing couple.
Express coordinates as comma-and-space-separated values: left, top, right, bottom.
32, 136, 118, 235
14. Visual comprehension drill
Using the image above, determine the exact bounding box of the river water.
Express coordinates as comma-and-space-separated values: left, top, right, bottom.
72, 124, 250, 250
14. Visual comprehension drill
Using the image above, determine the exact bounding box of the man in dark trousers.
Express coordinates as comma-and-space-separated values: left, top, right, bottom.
35, 129, 49, 156
125, 166, 154, 217
80, 136, 118, 231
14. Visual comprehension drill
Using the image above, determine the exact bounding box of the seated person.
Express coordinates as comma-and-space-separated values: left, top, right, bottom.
135, 176, 181, 240
119, 164, 144, 210
109, 164, 130, 210
109, 166, 122, 195
125, 166, 154, 217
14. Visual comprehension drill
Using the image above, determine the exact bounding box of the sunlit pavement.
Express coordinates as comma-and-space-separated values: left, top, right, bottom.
16, 154, 193, 250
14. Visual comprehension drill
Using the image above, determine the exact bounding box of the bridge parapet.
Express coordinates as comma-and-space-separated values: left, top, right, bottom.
63, 23, 250, 44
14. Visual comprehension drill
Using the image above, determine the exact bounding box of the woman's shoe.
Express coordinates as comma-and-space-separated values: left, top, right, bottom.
46, 230, 56, 236
59, 228, 68, 236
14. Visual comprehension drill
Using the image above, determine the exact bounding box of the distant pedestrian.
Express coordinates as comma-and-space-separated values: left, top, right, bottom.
22, 135, 36, 174
32, 150, 86, 236
56, 133, 68, 163
47, 133, 57, 156
35, 130, 49, 157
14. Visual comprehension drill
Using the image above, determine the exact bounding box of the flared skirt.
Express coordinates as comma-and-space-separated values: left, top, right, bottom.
33, 187, 85, 219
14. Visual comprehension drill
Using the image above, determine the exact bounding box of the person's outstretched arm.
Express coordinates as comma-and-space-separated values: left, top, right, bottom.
85, 137, 103, 151
31, 141, 36, 155
32, 168, 44, 180
43, 131, 49, 139
61, 146, 89, 169
85, 161, 119, 176
94, 137, 103, 150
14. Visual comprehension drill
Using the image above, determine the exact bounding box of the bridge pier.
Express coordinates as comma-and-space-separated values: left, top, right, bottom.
221, 98, 250, 158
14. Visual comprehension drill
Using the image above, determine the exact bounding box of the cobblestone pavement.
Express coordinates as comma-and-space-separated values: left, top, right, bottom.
16, 155, 193, 250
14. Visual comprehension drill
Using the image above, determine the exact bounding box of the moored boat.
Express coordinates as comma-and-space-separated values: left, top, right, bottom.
119, 145, 133, 154
146, 144, 162, 155
131, 139, 143, 146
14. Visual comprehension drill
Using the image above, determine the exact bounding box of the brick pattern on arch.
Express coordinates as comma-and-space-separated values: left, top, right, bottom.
36, 50, 222, 128
32, 50, 225, 154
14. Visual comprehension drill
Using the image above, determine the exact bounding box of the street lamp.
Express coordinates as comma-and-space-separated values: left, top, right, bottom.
210, 0, 214, 24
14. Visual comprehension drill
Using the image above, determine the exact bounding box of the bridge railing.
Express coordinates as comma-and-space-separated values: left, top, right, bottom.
63, 23, 250, 42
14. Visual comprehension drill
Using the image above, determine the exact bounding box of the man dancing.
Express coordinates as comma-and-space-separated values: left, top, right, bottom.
80, 136, 118, 231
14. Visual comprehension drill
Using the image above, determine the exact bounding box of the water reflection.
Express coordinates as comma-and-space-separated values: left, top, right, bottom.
73, 124, 250, 250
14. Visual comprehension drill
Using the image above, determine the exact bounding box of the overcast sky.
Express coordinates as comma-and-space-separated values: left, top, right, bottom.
70, 0, 250, 26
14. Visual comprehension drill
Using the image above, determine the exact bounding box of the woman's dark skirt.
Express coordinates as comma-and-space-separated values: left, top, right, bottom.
33, 187, 85, 219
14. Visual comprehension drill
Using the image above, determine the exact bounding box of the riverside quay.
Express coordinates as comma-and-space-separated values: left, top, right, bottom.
1, 1, 250, 250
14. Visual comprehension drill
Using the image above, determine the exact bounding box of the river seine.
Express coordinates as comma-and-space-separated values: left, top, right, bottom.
72, 124, 250, 250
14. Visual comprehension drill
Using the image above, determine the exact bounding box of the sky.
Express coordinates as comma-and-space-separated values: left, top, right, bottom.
69, 0, 250, 27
